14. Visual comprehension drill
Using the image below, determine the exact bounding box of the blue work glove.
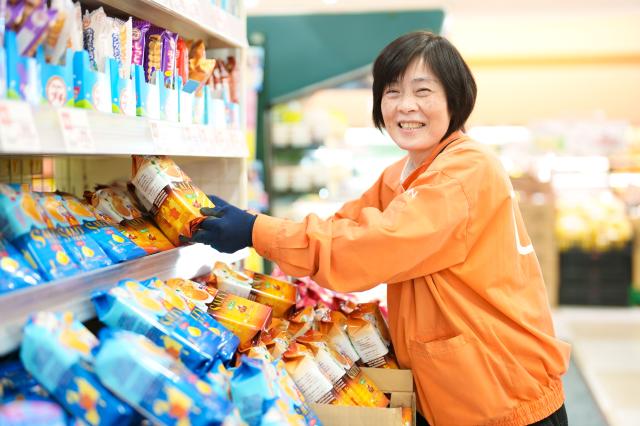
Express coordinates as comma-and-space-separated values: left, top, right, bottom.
180, 195, 257, 253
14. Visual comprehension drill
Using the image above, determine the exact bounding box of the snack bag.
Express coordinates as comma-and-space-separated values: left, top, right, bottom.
94, 330, 236, 426
131, 19, 150, 67
317, 311, 361, 368
288, 306, 315, 340
142, 277, 240, 363
20, 312, 136, 426
0, 185, 79, 281
346, 317, 391, 369
16, 4, 57, 56
60, 194, 146, 263
36, 192, 113, 272
260, 318, 292, 360
244, 269, 297, 318
272, 359, 323, 426
297, 331, 358, 406
350, 302, 392, 349
130, 155, 215, 246
203, 263, 297, 318
92, 279, 222, 375
230, 356, 277, 426
86, 186, 174, 254
282, 343, 336, 405
0, 400, 68, 426
0, 239, 43, 294
163, 277, 272, 347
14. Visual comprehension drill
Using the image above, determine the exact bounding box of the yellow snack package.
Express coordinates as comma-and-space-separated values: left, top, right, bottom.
130, 156, 214, 246
244, 269, 297, 318
164, 278, 272, 347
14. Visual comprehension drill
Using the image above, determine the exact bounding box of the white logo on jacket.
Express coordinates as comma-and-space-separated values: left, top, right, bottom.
510, 190, 534, 255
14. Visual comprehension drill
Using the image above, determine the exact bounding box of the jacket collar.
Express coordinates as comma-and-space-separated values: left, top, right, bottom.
383, 130, 468, 192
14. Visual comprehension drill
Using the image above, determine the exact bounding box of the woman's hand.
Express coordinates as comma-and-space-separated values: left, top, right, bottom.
180, 195, 257, 253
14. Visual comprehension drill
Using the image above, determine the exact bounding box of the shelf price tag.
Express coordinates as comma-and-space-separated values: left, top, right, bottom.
149, 120, 183, 154
56, 108, 96, 153
0, 100, 41, 153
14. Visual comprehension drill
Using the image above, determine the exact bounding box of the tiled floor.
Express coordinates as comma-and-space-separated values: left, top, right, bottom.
553, 307, 640, 426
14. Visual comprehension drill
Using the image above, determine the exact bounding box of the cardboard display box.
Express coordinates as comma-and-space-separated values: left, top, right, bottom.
311, 368, 415, 426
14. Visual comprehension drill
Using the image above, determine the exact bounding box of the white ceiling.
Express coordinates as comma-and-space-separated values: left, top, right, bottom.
246, 0, 640, 17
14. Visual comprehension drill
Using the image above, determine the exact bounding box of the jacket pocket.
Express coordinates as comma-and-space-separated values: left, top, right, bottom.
409, 335, 514, 425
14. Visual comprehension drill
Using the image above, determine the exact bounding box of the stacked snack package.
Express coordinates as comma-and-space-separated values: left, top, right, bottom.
36, 192, 113, 272
19, 312, 137, 425
94, 330, 243, 426
0, 359, 71, 426
230, 355, 305, 426
59, 192, 147, 263
92, 279, 224, 375
85, 185, 174, 254
0, 184, 78, 281
0, 239, 43, 294
196, 262, 297, 318
162, 277, 273, 347
129, 156, 215, 246
142, 277, 240, 363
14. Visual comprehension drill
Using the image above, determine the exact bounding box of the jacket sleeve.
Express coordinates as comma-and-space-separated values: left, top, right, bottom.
252, 170, 470, 293
329, 172, 384, 222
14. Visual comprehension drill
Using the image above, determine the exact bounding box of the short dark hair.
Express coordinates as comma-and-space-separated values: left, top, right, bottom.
372, 31, 477, 141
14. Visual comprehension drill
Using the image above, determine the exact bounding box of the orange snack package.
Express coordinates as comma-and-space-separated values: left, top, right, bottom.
244, 269, 297, 318
282, 343, 336, 405
261, 318, 293, 360
297, 332, 358, 407
202, 263, 297, 318
130, 156, 214, 246
288, 306, 315, 340
85, 186, 174, 254
350, 302, 398, 369
164, 278, 272, 347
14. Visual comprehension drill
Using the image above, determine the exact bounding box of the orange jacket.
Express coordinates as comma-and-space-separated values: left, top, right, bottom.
253, 130, 571, 425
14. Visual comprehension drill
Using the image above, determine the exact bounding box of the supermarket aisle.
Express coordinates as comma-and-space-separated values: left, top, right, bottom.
554, 307, 640, 426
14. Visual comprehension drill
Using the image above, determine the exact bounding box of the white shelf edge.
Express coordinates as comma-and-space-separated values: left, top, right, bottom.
94, 0, 247, 49
0, 102, 248, 159
0, 243, 249, 356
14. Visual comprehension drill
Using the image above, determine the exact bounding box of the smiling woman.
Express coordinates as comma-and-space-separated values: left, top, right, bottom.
189, 31, 571, 426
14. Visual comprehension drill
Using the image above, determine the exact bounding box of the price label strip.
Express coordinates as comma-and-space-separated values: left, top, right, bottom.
56, 108, 96, 153
0, 100, 41, 153
149, 120, 183, 154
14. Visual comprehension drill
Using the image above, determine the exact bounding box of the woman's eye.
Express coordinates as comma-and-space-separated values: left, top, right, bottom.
416, 88, 432, 94
385, 88, 399, 95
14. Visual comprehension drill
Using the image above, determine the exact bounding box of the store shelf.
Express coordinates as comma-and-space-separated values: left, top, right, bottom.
88, 0, 246, 48
0, 102, 248, 158
0, 243, 249, 356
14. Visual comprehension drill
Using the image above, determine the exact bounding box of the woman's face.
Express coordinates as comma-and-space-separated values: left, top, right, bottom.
381, 59, 450, 162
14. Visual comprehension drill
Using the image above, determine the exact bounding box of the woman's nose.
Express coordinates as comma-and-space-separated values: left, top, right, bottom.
398, 94, 417, 112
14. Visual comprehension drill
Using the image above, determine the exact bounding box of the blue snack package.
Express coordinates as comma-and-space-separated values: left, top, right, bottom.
260, 398, 290, 426
19, 312, 137, 426
94, 329, 237, 426
55, 226, 114, 272
92, 279, 222, 375
0, 186, 79, 281
58, 194, 147, 263
82, 220, 147, 263
0, 239, 43, 294
230, 356, 279, 426
12, 229, 79, 281
142, 278, 240, 363
244, 346, 320, 426
0, 184, 49, 241
0, 400, 68, 426
36, 193, 113, 272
